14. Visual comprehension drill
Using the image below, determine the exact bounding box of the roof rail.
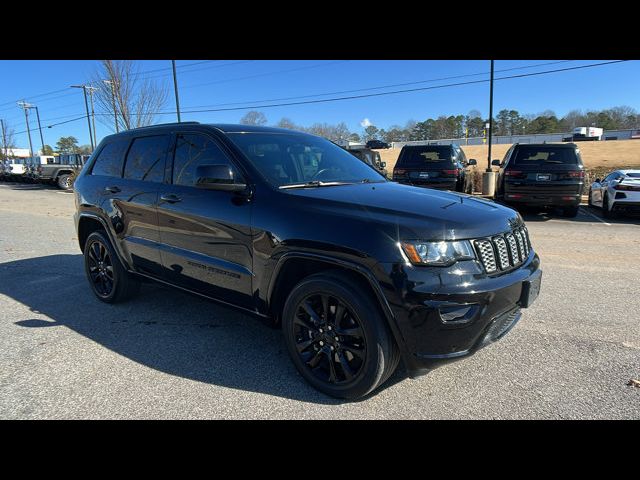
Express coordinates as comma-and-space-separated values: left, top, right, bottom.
131, 121, 200, 130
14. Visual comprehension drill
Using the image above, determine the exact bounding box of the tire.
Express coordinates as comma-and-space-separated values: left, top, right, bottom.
562, 206, 579, 218
83, 230, 140, 304
602, 194, 616, 219
282, 271, 400, 400
57, 174, 72, 190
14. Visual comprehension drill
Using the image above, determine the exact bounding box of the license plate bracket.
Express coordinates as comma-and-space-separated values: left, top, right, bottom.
520, 270, 542, 308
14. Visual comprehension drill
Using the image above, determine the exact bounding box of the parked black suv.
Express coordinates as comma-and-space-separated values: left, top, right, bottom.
365, 139, 391, 149
493, 143, 585, 217
392, 144, 476, 193
74, 123, 541, 399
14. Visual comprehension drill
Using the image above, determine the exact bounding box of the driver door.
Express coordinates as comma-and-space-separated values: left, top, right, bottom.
156, 132, 254, 309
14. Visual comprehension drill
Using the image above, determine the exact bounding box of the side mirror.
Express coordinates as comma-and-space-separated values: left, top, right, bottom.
468, 158, 477, 166
595, 178, 601, 183
491, 159, 501, 166
381, 161, 386, 168
195, 164, 246, 191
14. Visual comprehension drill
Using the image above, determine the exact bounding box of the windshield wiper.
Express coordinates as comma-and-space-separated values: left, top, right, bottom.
279, 181, 353, 190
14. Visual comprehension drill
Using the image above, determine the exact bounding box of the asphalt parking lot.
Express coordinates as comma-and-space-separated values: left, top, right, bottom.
0, 182, 638, 419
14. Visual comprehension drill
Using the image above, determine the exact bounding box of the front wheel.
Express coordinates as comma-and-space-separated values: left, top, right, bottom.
282, 272, 400, 399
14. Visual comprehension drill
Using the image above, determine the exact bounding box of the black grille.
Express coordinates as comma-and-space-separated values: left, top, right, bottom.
474, 226, 532, 274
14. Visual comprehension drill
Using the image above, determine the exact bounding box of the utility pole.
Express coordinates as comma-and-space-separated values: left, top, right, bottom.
171, 60, 181, 122
34, 106, 46, 154
482, 60, 496, 196
103, 79, 119, 132
17, 101, 34, 158
86, 86, 98, 147
71, 85, 94, 151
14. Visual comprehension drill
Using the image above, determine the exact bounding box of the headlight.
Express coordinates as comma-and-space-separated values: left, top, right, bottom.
399, 240, 475, 266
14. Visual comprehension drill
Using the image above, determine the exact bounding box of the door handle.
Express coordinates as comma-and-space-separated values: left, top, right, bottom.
160, 194, 182, 203
105, 186, 121, 193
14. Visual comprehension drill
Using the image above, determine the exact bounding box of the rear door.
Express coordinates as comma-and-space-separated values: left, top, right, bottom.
156, 131, 254, 309
502, 145, 584, 198
88, 135, 168, 276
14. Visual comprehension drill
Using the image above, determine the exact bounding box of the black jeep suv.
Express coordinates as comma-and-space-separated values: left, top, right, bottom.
493, 143, 585, 217
392, 143, 476, 193
74, 123, 541, 399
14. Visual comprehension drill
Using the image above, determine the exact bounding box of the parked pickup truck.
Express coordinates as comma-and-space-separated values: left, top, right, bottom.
30, 154, 90, 189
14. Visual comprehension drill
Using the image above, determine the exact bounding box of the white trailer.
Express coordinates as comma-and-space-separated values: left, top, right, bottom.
572, 127, 603, 141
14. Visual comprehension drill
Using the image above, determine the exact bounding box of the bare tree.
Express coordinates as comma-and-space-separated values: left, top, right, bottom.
1, 120, 16, 160
240, 111, 268, 125
90, 60, 168, 132
275, 117, 298, 130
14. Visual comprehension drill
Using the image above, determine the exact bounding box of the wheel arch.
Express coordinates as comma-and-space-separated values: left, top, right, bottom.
267, 252, 408, 355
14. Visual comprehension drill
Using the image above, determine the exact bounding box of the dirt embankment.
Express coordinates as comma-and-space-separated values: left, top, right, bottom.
378, 139, 640, 173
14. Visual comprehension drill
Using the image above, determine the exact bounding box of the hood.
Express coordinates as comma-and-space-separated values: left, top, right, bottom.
282, 181, 522, 240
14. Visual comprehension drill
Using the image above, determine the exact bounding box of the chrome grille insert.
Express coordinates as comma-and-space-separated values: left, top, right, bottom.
475, 240, 497, 273
493, 236, 510, 270
474, 227, 533, 274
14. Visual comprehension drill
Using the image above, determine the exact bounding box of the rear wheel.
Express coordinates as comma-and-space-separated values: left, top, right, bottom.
83, 231, 140, 303
282, 272, 400, 399
57, 174, 72, 190
562, 206, 579, 218
602, 194, 617, 219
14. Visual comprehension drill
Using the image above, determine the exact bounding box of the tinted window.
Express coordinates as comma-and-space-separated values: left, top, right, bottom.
227, 132, 386, 187
173, 134, 241, 187
511, 146, 579, 166
124, 135, 169, 182
397, 146, 455, 168
91, 139, 129, 177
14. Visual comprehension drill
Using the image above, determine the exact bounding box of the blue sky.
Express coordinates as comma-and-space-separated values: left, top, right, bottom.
0, 60, 638, 149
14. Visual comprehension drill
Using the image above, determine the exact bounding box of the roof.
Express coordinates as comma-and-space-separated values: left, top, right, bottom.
514, 143, 577, 148
620, 169, 640, 175
206, 124, 309, 134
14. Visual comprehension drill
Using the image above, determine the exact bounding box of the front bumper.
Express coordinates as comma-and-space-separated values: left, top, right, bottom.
376, 251, 541, 376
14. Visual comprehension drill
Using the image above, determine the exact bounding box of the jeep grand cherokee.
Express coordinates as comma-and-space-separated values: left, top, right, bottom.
73, 123, 542, 399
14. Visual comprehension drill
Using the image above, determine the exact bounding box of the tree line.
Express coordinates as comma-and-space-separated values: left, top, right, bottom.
240, 106, 640, 143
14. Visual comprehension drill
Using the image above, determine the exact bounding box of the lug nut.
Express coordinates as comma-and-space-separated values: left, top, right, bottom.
330, 346, 334, 351
319, 341, 324, 346
334, 337, 339, 342
327, 326, 332, 330
318, 328, 323, 333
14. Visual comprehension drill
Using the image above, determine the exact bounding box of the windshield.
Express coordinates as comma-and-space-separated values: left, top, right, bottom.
511, 146, 579, 166
624, 172, 640, 178
397, 146, 454, 169
227, 132, 386, 187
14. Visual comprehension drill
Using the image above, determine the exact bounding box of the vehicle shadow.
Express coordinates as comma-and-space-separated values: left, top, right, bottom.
0, 254, 405, 404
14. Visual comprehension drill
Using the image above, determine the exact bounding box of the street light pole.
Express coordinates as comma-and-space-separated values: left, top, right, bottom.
172, 60, 181, 123
103, 80, 119, 133
17, 101, 34, 158
71, 85, 94, 151
1, 119, 8, 159
487, 59, 494, 172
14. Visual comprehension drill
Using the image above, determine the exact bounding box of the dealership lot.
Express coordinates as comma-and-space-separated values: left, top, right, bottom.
0, 182, 638, 419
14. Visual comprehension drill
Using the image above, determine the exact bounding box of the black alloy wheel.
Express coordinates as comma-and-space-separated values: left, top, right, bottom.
86, 239, 115, 298
282, 272, 400, 399
83, 230, 140, 303
292, 293, 366, 385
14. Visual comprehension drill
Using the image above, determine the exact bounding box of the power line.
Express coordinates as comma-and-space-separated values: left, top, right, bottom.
182, 60, 577, 109
8, 60, 631, 137
180, 60, 349, 90
175, 60, 630, 114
